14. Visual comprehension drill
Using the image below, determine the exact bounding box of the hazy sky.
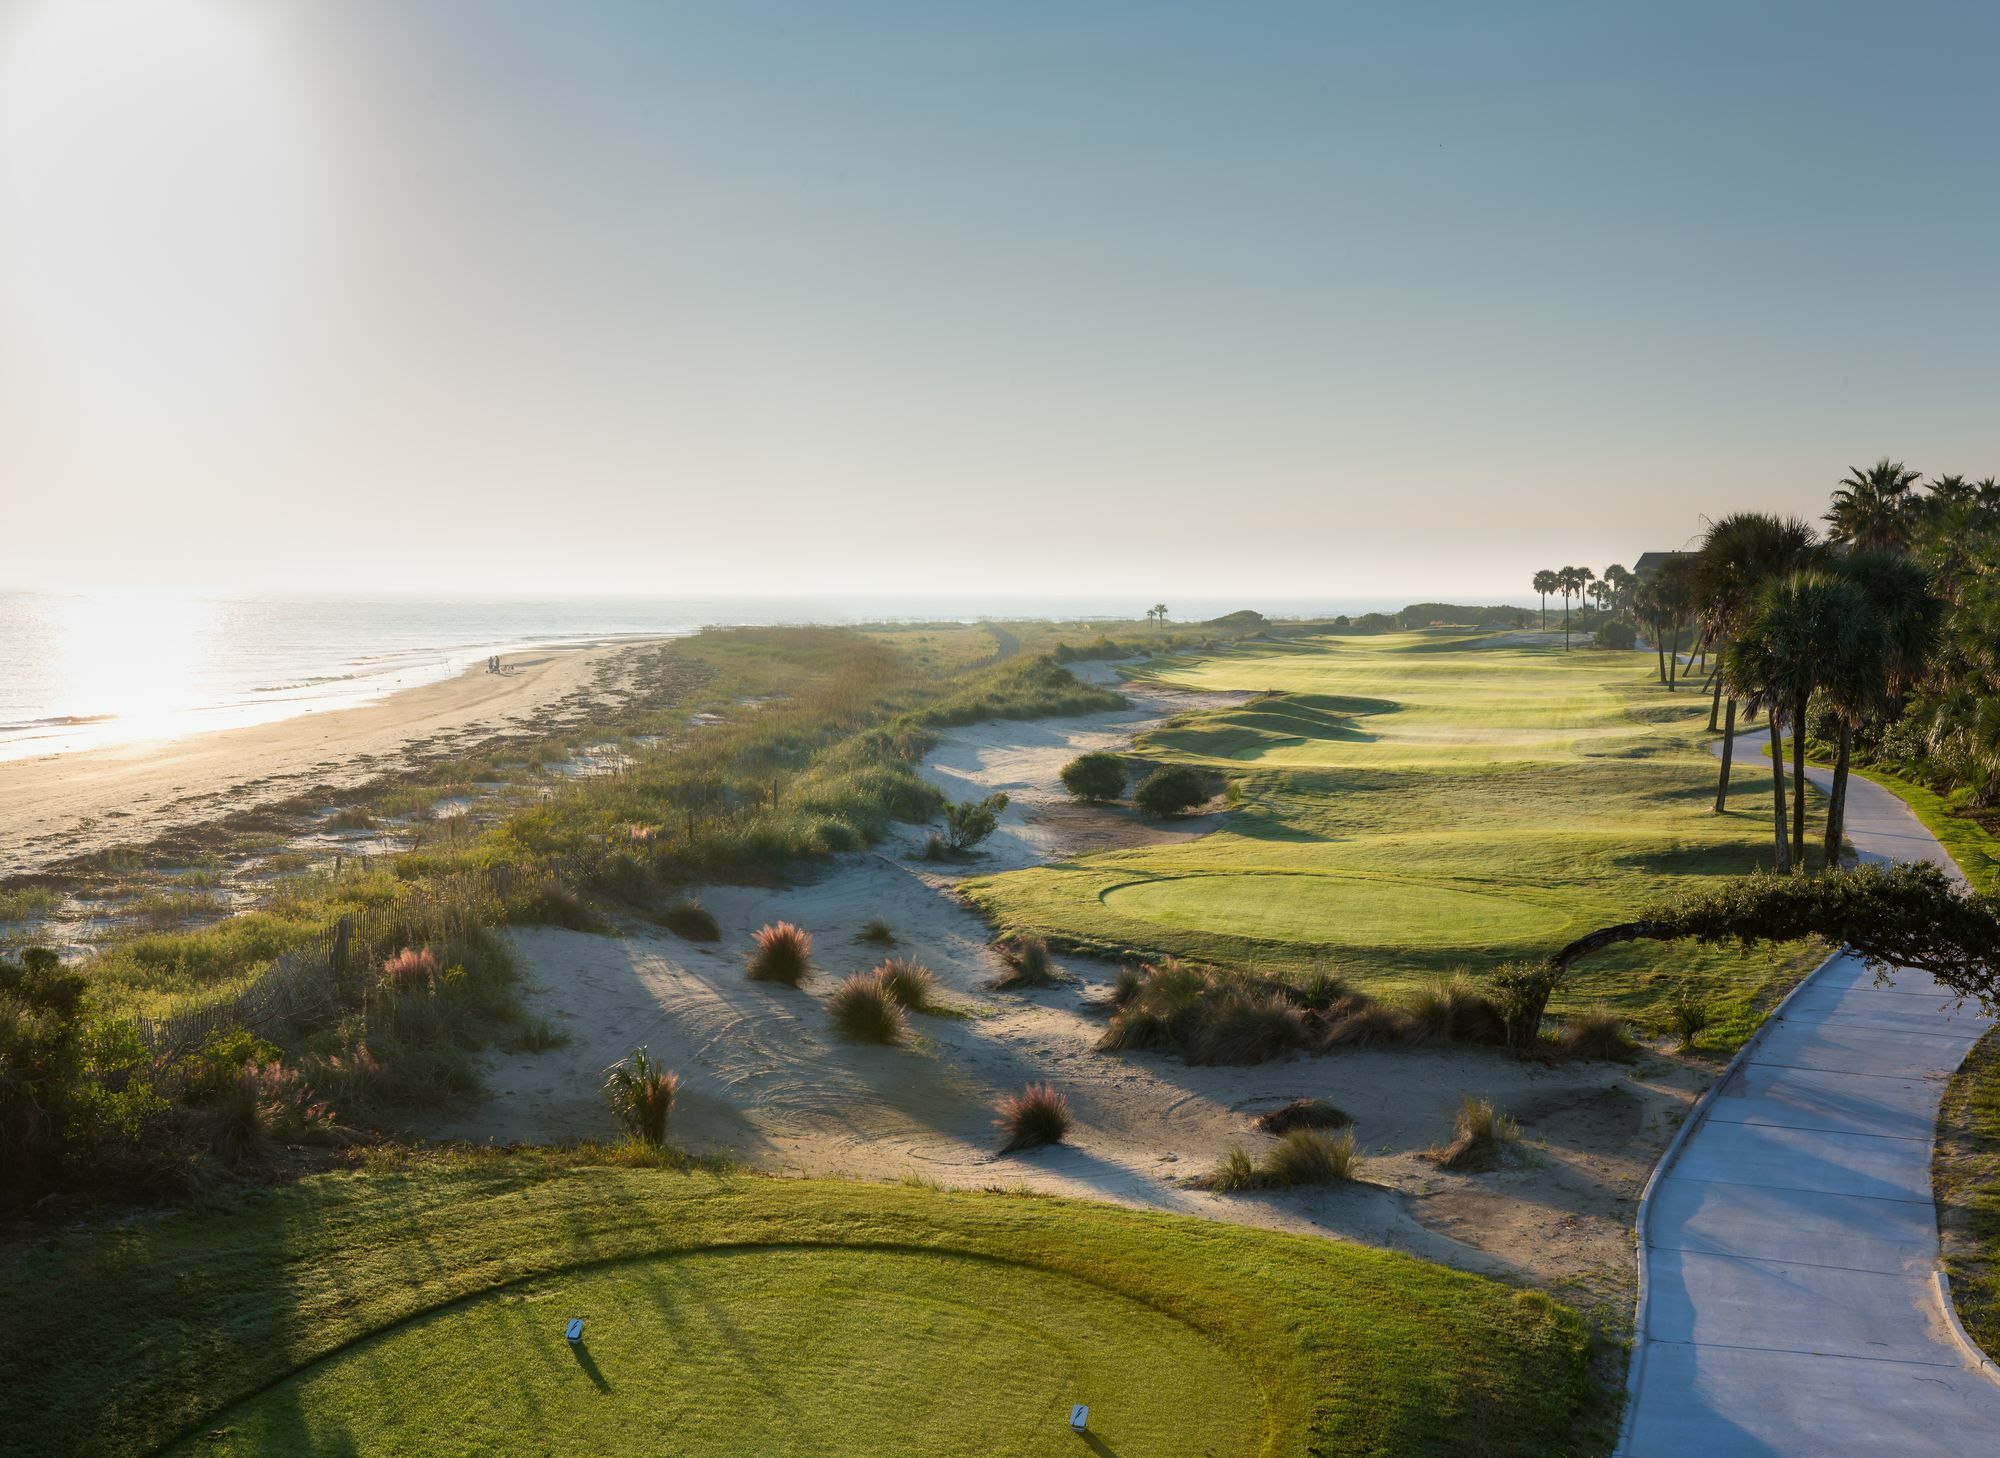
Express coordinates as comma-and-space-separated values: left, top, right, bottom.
2, 1, 1996, 600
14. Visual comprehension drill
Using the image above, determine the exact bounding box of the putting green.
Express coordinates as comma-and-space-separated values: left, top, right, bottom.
966, 631, 1825, 1040
171, 1246, 1263, 1458
1102, 872, 1573, 948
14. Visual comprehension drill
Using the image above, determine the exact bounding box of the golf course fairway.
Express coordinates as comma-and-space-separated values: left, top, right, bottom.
968, 631, 1818, 1040
0, 1157, 1594, 1458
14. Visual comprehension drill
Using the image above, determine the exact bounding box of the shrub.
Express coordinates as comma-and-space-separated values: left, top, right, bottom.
938, 793, 1010, 854
1402, 972, 1508, 1045
381, 946, 439, 991
215, 1060, 333, 1158
1204, 1128, 1358, 1190
992, 936, 1057, 989
602, 1048, 680, 1146
828, 971, 908, 1044
1133, 765, 1210, 818
1110, 962, 1146, 1005
1666, 978, 1711, 1051
1558, 1007, 1638, 1061
1098, 959, 1311, 1064
1432, 1096, 1518, 1170
1490, 961, 1560, 1050
661, 900, 721, 942
746, 922, 812, 984
1059, 752, 1127, 802
857, 917, 897, 945
1256, 1098, 1351, 1135
1595, 620, 1638, 650
873, 957, 939, 1012
995, 1082, 1071, 1152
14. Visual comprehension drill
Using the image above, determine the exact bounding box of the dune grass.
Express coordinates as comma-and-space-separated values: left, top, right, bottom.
0, 1156, 1594, 1458
965, 632, 1823, 1044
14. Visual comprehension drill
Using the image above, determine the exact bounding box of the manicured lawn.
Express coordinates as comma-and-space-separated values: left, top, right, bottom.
0, 1154, 1593, 1458
967, 632, 1820, 1041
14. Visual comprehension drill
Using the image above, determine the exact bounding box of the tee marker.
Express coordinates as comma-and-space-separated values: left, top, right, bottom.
1069, 1403, 1088, 1433
565, 1318, 584, 1343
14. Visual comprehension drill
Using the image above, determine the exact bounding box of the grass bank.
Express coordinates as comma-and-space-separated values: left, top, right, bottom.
965, 632, 1822, 1043
0, 1154, 1594, 1458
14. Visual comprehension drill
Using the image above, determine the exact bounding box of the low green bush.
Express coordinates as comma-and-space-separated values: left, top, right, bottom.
1059, 752, 1127, 803
1134, 765, 1210, 818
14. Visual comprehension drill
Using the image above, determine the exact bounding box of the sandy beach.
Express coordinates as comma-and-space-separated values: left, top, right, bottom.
0, 642, 648, 878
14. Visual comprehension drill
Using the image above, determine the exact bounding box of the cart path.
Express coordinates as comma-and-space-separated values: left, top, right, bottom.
1623, 750, 2000, 1456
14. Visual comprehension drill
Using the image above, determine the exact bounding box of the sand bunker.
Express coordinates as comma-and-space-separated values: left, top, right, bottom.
428, 664, 1704, 1303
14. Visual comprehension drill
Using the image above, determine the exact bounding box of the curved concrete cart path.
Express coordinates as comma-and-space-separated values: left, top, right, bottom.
1623, 752, 2000, 1456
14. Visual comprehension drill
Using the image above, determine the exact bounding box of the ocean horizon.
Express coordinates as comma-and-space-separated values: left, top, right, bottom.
0, 589, 1514, 762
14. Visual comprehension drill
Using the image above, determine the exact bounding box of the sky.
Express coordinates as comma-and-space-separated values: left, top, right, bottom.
1, 0, 1996, 601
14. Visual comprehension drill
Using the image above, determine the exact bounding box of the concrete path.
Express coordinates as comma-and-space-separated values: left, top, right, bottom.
1622, 753, 2000, 1456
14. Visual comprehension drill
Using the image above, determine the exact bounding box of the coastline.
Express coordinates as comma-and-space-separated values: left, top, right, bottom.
0, 640, 651, 878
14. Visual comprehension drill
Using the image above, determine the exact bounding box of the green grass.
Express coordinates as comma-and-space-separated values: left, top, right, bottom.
0, 1156, 1593, 1458
966, 633, 1821, 1042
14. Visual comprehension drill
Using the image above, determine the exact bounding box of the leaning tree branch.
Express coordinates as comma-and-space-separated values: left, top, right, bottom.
1549, 863, 2000, 1005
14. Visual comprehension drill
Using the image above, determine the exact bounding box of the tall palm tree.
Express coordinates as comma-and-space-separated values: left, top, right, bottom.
1574, 566, 1597, 624
1821, 550, 1941, 863
1692, 514, 1823, 812
1556, 566, 1582, 648
1826, 458, 1923, 552
1532, 570, 1558, 629
1725, 571, 1879, 871
1152, 603, 1169, 630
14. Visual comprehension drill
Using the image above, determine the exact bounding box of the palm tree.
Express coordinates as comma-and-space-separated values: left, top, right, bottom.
1532, 570, 1558, 629
1603, 564, 1634, 613
1692, 514, 1823, 812
1151, 603, 1169, 630
1826, 458, 1923, 552
1556, 566, 1583, 648
1652, 557, 1696, 687
1725, 571, 1879, 871
1821, 550, 1941, 863
1574, 566, 1597, 624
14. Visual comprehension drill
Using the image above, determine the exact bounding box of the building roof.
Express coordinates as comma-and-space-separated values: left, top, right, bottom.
1633, 550, 1693, 576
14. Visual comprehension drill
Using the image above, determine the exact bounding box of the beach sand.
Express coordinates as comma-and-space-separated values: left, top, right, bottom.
0, 642, 646, 877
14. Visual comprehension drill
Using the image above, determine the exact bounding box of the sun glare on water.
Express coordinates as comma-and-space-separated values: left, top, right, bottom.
44, 590, 217, 746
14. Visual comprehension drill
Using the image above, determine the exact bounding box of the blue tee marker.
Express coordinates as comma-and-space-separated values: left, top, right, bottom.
565, 1319, 584, 1343
1069, 1403, 1088, 1433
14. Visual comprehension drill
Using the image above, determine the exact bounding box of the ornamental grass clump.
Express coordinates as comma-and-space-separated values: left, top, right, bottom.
828, 971, 908, 1045
602, 1048, 680, 1146
661, 899, 721, 942
995, 1082, 1071, 1152
746, 921, 812, 984
992, 935, 1057, 989
857, 916, 897, 945
873, 956, 940, 1012
1557, 1007, 1639, 1061
1401, 972, 1508, 1045
1432, 1095, 1518, 1171
381, 946, 439, 991
1665, 978, 1711, 1051
1204, 1128, 1358, 1190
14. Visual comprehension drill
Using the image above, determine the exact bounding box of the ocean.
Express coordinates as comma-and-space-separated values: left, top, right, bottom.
0, 590, 1446, 762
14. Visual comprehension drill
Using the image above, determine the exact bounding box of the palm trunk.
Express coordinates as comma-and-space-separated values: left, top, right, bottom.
1708, 673, 1723, 733
1822, 722, 1851, 871
1714, 697, 1737, 812
1667, 627, 1680, 689
1563, 596, 1570, 650
1790, 694, 1808, 866
1654, 625, 1667, 684
1769, 712, 1791, 873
